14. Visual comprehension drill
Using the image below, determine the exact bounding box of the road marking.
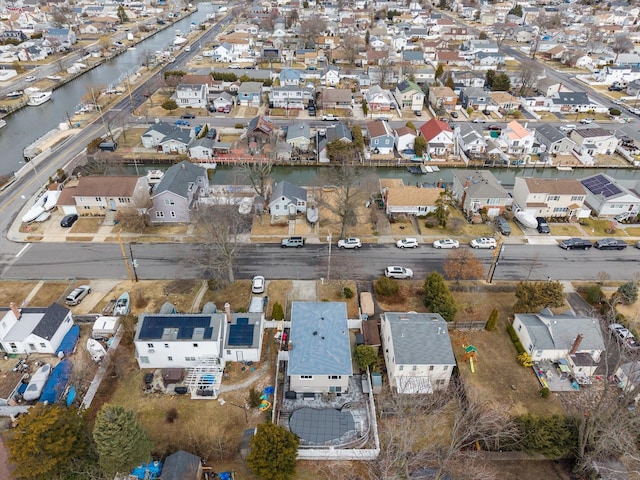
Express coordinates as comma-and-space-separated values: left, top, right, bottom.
16, 244, 30, 258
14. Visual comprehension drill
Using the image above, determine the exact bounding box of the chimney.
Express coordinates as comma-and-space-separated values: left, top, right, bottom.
569, 334, 583, 355
224, 302, 231, 323
10, 302, 21, 320
465, 179, 470, 188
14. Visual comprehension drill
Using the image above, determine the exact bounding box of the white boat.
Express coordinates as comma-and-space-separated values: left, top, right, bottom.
431, 166, 440, 172
146, 169, 164, 186
556, 166, 573, 171
34, 211, 51, 223
22, 193, 48, 223
46, 75, 62, 81
514, 209, 538, 229
6, 90, 23, 99
0, 119, 6, 129
44, 190, 61, 211
86, 338, 107, 363
113, 292, 130, 316
173, 34, 187, 46
27, 90, 52, 106
24, 364, 51, 401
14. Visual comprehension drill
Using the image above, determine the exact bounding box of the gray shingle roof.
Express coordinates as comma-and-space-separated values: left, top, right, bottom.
535, 123, 566, 145
153, 160, 207, 197
144, 121, 176, 137
326, 122, 352, 143
271, 180, 307, 202
515, 312, 604, 352
288, 302, 352, 376
453, 170, 509, 199
384, 312, 456, 366
160, 128, 193, 145
552, 92, 590, 105
161, 450, 201, 480
286, 122, 310, 142
32, 303, 70, 341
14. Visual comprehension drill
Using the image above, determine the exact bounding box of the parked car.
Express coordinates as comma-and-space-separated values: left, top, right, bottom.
630, 107, 640, 115
450, 111, 459, 118
175, 119, 190, 126
470, 237, 497, 249
488, 124, 502, 131
251, 275, 265, 294
337, 237, 362, 249
60, 214, 78, 228
609, 323, 640, 350
206, 128, 217, 140
65, 285, 91, 306
414, 110, 422, 116
384, 266, 413, 279
25, 75, 36, 82
594, 238, 628, 250
536, 217, 550, 234
580, 118, 595, 124
608, 86, 623, 92
559, 238, 593, 250
494, 217, 511, 236
396, 237, 419, 248
322, 114, 338, 121
281, 236, 305, 248
433, 239, 460, 249
181, 113, 196, 119
559, 124, 576, 132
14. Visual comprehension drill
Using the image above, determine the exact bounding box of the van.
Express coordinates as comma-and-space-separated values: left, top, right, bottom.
494, 216, 511, 236
99, 141, 117, 151
281, 236, 305, 248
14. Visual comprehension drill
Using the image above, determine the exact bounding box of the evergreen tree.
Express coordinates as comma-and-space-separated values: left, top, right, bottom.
486, 307, 499, 331
247, 423, 300, 480
423, 272, 457, 322
355, 345, 377, 371
617, 281, 638, 305
414, 136, 427, 156
485, 69, 496, 89
508, 4, 523, 17
93, 405, 153, 477
513, 281, 564, 313
117, 5, 129, 23
492, 73, 512, 92
435, 63, 444, 80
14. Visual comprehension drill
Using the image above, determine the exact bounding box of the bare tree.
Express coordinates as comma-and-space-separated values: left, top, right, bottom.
516, 58, 542, 96
612, 33, 634, 57
299, 16, 327, 49
341, 32, 362, 66
376, 57, 393, 88
443, 249, 485, 284
240, 159, 273, 200
492, 23, 511, 49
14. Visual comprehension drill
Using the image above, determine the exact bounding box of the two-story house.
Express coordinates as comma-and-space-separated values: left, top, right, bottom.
175, 84, 208, 108
237, 82, 263, 107
285, 122, 311, 152
500, 121, 536, 155
512, 177, 588, 219
367, 119, 395, 154
580, 173, 640, 218
456, 124, 487, 154
394, 80, 424, 111
419, 118, 455, 158
428, 86, 457, 111
570, 128, 619, 156
365, 85, 394, 111
535, 124, 576, 155
381, 312, 456, 394
394, 126, 417, 153
451, 170, 511, 218
279, 68, 301, 86
269, 86, 313, 109
459, 86, 489, 110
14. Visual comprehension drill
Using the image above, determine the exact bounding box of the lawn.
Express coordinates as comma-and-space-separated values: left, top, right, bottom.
549, 225, 583, 237
199, 279, 292, 319
0, 281, 69, 306
579, 218, 619, 236
317, 280, 359, 317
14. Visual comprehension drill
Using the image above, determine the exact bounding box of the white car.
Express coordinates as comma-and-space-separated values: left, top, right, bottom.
251, 276, 265, 294
337, 237, 362, 249
322, 114, 338, 121
609, 323, 640, 350
65, 285, 91, 306
396, 237, 419, 248
580, 118, 595, 124
384, 266, 413, 279
433, 239, 460, 249
613, 99, 623, 105
630, 107, 640, 115
25, 75, 36, 82
470, 237, 497, 249
559, 124, 576, 132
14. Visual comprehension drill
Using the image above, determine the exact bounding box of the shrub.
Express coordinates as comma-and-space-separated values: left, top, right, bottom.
617, 281, 638, 305
424, 215, 439, 228
234, 123, 245, 129
343, 286, 353, 299
514, 341, 525, 354
485, 308, 498, 331
166, 408, 178, 423
539, 387, 550, 398
161, 99, 178, 111
271, 302, 284, 320
248, 387, 262, 408
507, 324, 519, 342
579, 284, 604, 305
609, 107, 621, 116
375, 276, 399, 296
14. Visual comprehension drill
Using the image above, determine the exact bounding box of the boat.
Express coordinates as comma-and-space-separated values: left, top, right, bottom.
26, 90, 52, 106
23, 364, 51, 401
0, 119, 6, 129
113, 291, 130, 316
46, 75, 62, 81
306, 204, 318, 223
21, 193, 48, 223
431, 166, 440, 172
86, 338, 107, 363
33, 211, 51, 223
238, 197, 253, 215
514, 209, 538, 229
39, 359, 73, 404
44, 190, 61, 211
556, 166, 573, 171
6, 90, 23, 99
146, 169, 164, 186
56, 325, 80, 357
173, 34, 187, 46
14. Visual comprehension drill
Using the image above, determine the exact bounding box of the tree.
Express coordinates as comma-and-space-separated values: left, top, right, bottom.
508, 4, 523, 16
299, 15, 326, 48
405, 121, 416, 130
117, 5, 129, 23
485, 307, 498, 331
8, 405, 92, 480
515, 414, 577, 458
365, 30, 370, 46
492, 73, 511, 92
414, 136, 427, 156
423, 271, 457, 322
479, 31, 488, 40
433, 190, 454, 228
341, 32, 362, 65
271, 302, 284, 320
93, 405, 153, 477
443, 249, 485, 284
352, 125, 364, 153
435, 63, 444, 80
247, 423, 300, 480
377, 58, 393, 88
355, 345, 377, 371
485, 69, 495, 89
616, 281, 638, 305
240, 159, 272, 200
161, 99, 178, 111
513, 281, 564, 313
445, 75, 455, 90
612, 33, 633, 55
516, 59, 542, 96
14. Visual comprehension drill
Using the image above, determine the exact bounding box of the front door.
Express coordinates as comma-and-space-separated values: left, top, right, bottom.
236, 351, 244, 362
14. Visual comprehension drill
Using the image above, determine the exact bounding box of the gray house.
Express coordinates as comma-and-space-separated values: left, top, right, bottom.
285, 122, 311, 151
161, 450, 202, 480
142, 122, 180, 148
459, 86, 489, 110
159, 128, 193, 154
451, 170, 511, 218
149, 161, 210, 223
455, 124, 487, 154
189, 137, 216, 160
535, 123, 576, 155
269, 180, 307, 215
288, 302, 353, 394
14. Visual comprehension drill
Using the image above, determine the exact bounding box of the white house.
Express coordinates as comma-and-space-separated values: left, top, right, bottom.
175, 84, 208, 108
580, 174, 640, 218
570, 128, 619, 156
456, 124, 487, 154
381, 312, 456, 394
500, 121, 536, 155
512, 177, 588, 219
268, 180, 307, 215
394, 126, 417, 152
287, 302, 353, 394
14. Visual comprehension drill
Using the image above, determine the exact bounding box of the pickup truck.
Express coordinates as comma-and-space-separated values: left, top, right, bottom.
281, 236, 305, 248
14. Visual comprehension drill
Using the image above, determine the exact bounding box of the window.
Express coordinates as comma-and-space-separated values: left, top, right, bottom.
429, 365, 434, 371
170, 212, 176, 218
95, 197, 102, 202
164, 344, 169, 348
155, 211, 165, 218
512, 140, 519, 146
329, 375, 341, 379
301, 375, 313, 379
399, 365, 404, 371
553, 207, 568, 213
227, 350, 231, 355
164, 198, 175, 206
443, 365, 448, 371
571, 195, 583, 201
185, 356, 195, 361
517, 325, 522, 331
40, 343, 46, 348
167, 356, 173, 361
486, 198, 500, 205
374, 139, 379, 145
547, 195, 560, 201
193, 343, 199, 348
147, 343, 154, 348
436, 379, 445, 386
140, 356, 149, 364
412, 365, 417, 371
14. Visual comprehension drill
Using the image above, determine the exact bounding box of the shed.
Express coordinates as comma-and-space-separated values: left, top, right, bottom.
92, 316, 120, 338
162, 368, 184, 386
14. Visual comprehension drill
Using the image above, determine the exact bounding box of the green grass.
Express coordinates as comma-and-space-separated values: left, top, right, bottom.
549, 225, 583, 237
580, 218, 620, 236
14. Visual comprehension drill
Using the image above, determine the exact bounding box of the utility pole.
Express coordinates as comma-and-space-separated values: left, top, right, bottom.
118, 234, 134, 283
129, 243, 139, 282
487, 242, 505, 284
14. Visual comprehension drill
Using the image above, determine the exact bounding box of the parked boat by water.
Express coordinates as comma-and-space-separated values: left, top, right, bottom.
46, 75, 62, 81
26, 89, 52, 106
87, 338, 107, 363
113, 292, 130, 316
0, 119, 6, 129
5, 90, 23, 99
22, 193, 48, 223
146, 169, 164, 186
24, 364, 51, 401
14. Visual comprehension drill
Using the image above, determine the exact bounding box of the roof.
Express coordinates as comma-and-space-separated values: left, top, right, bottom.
247, 115, 275, 135
326, 122, 352, 143
62, 176, 140, 198
32, 303, 70, 340
366, 119, 393, 139
321, 88, 352, 103
572, 127, 614, 138
504, 121, 532, 140
238, 81, 263, 94
419, 118, 453, 142
384, 313, 456, 365
523, 177, 586, 195
514, 311, 604, 352
535, 123, 568, 145
161, 450, 201, 480
288, 302, 352, 376
581, 174, 633, 199
153, 161, 207, 198
386, 186, 444, 208
286, 122, 310, 142
135, 313, 224, 342
396, 80, 422, 94
226, 313, 262, 348
271, 180, 307, 203
160, 128, 192, 146
552, 92, 590, 105
144, 121, 177, 137
453, 170, 509, 199
395, 126, 416, 137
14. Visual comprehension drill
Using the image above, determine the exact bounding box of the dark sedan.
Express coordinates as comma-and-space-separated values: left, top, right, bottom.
60, 214, 78, 228
559, 238, 593, 250
594, 238, 628, 250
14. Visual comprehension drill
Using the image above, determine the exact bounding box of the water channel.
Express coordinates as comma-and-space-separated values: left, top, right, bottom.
0, 4, 215, 177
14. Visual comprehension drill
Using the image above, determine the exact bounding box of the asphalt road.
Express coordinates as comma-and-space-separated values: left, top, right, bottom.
2, 243, 639, 282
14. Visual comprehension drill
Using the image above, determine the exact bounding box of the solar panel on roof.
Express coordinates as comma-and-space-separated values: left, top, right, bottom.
138, 315, 213, 340
581, 174, 621, 198
228, 324, 254, 346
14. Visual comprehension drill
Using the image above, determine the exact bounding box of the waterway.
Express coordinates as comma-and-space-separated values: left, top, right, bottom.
0, 4, 215, 177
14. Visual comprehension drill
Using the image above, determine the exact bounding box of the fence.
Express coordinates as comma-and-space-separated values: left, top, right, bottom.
447, 321, 487, 331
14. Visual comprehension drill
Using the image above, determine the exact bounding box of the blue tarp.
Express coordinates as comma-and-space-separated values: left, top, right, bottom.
56, 325, 80, 356
39, 359, 72, 404
131, 461, 162, 479
219, 473, 233, 480
66, 385, 76, 407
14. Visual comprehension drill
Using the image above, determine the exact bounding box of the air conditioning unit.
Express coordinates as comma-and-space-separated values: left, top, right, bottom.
148, 349, 155, 353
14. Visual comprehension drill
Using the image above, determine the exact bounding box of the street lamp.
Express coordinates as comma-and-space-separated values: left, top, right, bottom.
18, 160, 40, 184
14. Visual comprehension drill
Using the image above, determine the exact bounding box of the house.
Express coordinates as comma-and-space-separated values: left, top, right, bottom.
512, 310, 604, 376
45, 27, 77, 46
0, 302, 74, 355
535, 124, 576, 155
212, 42, 234, 62
550, 92, 592, 113
320, 88, 352, 110
451, 170, 511, 218
1, 30, 27, 43
237, 82, 263, 106
160, 450, 202, 480
419, 118, 455, 158
380, 179, 444, 216
459, 87, 489, 110
394, 80, 424, 111
490, 91, 520, 111
455, 124, 487, 155
428, 86, 457, 111
287, 302, 352, 394
475, 52, 506, 67
500, 121, 536, 155
279, 68, 301, 86
614, 362, 640, 400
402, 50, 425, 65
175, 84, 208, 108
580, 174, 640, 218
394, 126, 417, 153
269, 86, 312, 109
55, 176, 150, 216
365, 85, 394, 111
322, 65, 341, 86
512, 177, 588, 219
246, 115, 276, 145
326, 123, 353, 143
286, 122, 311, 151
367, 119, 395, 154
142, 122, 181, 148
380, 312, 456, 394
149, 161, 210, 223
18, 45, 49, 62
159, 128, 193, 154
570, 128, 619, 156
269, 180, 307, 215
189, 138, 216, 160
209, 92, 234, 111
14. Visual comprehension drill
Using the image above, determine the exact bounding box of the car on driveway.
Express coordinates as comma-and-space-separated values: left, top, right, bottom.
594, 238, 628, 250
494, 217, 511, 236
536, 217, 550, 234
450, 111, 458, 118
384, 266, 413, 279
559, 238, 593, 250
175, 119, 190, 126
470, 237, 497, 249
396, 237, 419, 248
252, 276, 265, 294
65, 285, 91, 306
609, 323, 640, 350
337, 237, 362, 249
433, 239, 460, 249
60, 214, 78, 228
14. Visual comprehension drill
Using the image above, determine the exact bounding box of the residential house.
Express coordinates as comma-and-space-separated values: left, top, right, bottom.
580, 173, 640, 218
596, 65, 640, 86
614, 362, 640, 401
367, 119, 395, 154
1, 30, 27, 43
500, 121, 536, 155
550, 92, 592, 113
161, 451, 203, 480
365, 85, 394, 111
512, 310, 604, 376
535, 124, 576, 155
159, 128, 193, 154
419, 118, 455, 158
394, 80, 424, 111
475, 51, 505, 67
322, 65, 341, 86
402, 50, 425, 65
570, 128, 619, 156
0, 302, 74, 355
380, 179, 444, 216
141, 122, 181, 148
210, 92, 234, 111
394, 126, 417, 153
18, 45, 49, 62
55, 176, 150, 217
490, 91, 520, 111
269, 86, 313, 109
246, 115, 276, 146
212, 42, 234, 62
326, 122, 353, 142
413, 66, 435, 85
149, 161, 210, 223
380, 312, 456, 394
428, 86, 457, 111
451, 170, 511, 218
459, 87, 489, 110
175, 84, 208, 108
269, 180, 307, 216
45, 27, 76, 47
455, 124, 487, 155
279, 68, 301, 86
320, 88, 352, 110
286, 122, 311, 152
435, 50, 466, 66
189, 138, 216, 160
512, 177, 588, 219
237, 82, 263, 107
287, 302, 352, 394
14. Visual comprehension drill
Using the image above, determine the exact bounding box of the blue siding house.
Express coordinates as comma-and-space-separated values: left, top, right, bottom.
366, 119, 395, 154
